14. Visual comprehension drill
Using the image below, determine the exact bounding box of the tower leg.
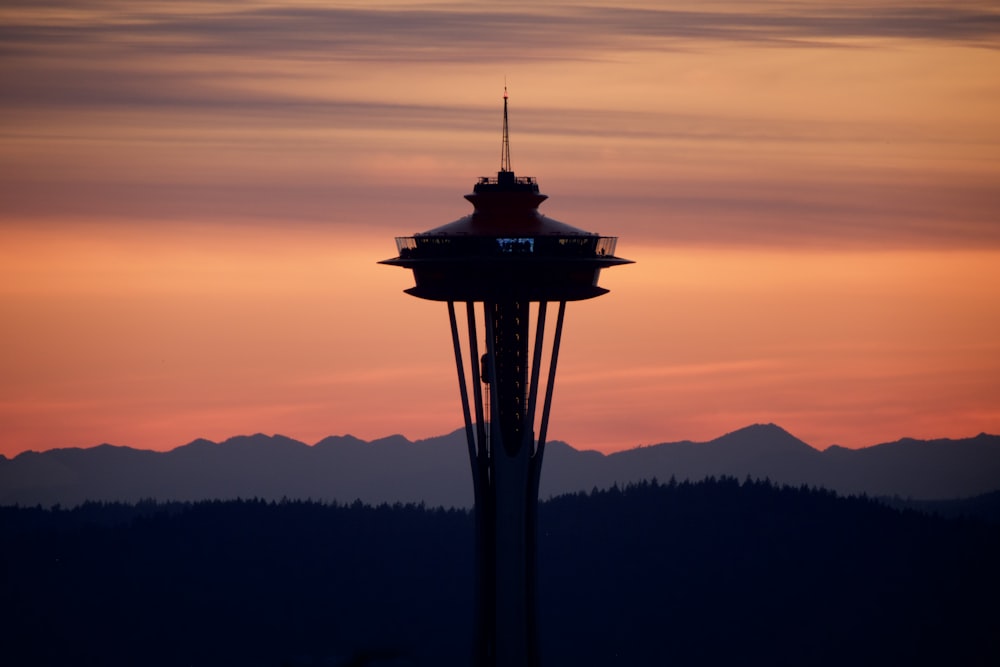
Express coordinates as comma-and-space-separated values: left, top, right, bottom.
448, 302, 494, 666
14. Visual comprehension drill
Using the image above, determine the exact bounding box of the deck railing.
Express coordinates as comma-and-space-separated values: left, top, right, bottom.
476, 175, 537, 186
395, 235, 619, 259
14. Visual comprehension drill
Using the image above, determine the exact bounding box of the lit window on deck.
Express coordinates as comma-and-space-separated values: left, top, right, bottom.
497, 238, 535, 253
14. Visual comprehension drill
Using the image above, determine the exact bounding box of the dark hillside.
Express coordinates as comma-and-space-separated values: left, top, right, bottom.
1, 500, 473, 666
539, 478, 1000, 665
3, 480, 998, 666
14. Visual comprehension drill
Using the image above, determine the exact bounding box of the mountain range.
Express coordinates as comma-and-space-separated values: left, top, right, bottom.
2, 423, 999, 507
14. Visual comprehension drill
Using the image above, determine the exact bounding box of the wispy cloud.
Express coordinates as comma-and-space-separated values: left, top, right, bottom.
2, 1, 998, 248
4, 1, 998, 119
3, 2, 998, 64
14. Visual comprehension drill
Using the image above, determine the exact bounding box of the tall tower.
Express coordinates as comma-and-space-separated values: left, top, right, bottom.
380, 90, 631, 667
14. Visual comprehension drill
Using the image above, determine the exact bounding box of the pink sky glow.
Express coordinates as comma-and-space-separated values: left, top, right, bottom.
2, 1, 999, 457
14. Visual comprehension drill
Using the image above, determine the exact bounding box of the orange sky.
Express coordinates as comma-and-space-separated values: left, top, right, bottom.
2, 1, 999, 457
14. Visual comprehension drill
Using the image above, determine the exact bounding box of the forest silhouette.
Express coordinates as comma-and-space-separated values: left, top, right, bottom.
3, 477, 999, 666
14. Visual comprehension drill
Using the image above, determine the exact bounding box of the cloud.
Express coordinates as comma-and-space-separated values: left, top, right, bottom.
2, 2, 998, 65
2, 1, 998, 249
3, 1, 998, 120
588, 4, 1000, 47
555, 179, 1000, 250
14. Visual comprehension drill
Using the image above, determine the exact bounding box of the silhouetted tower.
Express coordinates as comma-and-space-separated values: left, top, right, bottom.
380, 89, 631, 667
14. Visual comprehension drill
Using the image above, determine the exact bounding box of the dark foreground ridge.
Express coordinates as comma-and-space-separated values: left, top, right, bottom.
3, 478, 999, 666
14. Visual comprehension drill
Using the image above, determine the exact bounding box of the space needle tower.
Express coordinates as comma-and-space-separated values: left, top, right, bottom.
380, 89, 631, 667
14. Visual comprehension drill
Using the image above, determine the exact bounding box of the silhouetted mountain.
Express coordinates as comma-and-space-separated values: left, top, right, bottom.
0, 432, 472, 508
545, 424, 1000, 501
543, 423, 825, 496
2, 424, 999, 508
3, 480, 998, 666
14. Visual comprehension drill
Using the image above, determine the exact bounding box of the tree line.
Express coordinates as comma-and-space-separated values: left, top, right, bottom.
2, 478, 998, 666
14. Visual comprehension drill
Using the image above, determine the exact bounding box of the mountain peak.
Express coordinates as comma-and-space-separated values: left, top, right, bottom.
314, 434, 368, 449
711, 423, 816, 454
219, 433, 307, 449
369, 434, 413, 448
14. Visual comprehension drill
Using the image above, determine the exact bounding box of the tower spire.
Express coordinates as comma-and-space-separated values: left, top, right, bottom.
501, 83, 511, 173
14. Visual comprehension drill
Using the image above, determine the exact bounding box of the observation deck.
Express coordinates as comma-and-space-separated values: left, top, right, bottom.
380, 169, 631, 302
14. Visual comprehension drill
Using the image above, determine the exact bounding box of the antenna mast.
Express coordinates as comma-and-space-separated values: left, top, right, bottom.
501, 83, 511, 173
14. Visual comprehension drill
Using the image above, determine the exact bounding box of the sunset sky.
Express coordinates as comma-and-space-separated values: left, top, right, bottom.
2, 0, 999, 457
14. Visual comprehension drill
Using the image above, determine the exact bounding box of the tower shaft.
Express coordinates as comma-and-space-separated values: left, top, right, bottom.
490, 300, 528, 456
449, 300, 566, 667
